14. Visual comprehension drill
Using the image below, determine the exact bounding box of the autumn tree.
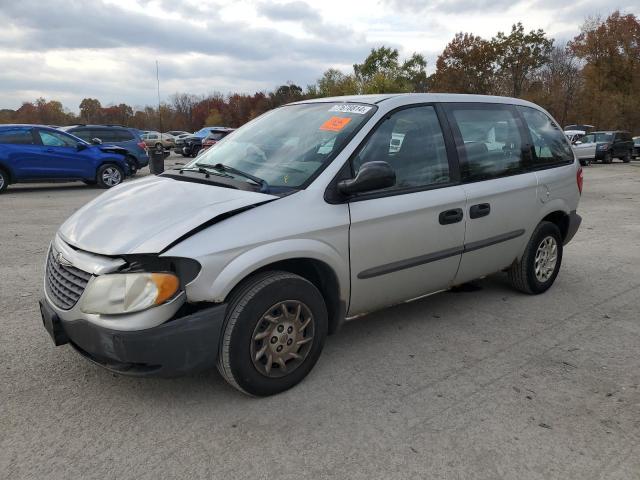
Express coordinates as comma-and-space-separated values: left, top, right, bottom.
431, 33, 497, 94
570, 11, 640, 130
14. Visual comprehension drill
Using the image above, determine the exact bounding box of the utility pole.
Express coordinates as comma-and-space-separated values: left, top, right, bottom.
156, 60, 163, 134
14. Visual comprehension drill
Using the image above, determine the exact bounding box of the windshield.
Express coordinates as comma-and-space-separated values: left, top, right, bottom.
594, 132, 613, 142
188, 102, 376, 189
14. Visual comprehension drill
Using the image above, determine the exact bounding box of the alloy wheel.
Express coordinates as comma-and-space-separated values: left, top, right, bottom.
102, 167, 122, 187
534, 236, 558, 283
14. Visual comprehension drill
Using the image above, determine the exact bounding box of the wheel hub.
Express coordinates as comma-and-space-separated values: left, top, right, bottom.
251, 300, 314, 378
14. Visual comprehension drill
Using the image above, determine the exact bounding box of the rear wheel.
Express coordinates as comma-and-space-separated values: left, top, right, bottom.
508, 221, 563, 294
96, 164, 124, 189
622, 150, 631, 163
0, 168, 8, 193
217, 271, 328, 396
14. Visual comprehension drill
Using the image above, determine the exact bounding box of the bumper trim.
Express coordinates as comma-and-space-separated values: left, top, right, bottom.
564, 210, 582, 245
41, 299, 227, 377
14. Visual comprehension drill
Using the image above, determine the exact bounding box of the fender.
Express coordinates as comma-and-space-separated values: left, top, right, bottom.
0, 160, 15, 182
188, 238, 349, 304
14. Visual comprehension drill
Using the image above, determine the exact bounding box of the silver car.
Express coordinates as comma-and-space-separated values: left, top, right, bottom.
39, 94, 583, 396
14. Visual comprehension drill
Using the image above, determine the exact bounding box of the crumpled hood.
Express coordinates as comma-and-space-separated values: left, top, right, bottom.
58, 175, 276, 255
97, 145, 128, 156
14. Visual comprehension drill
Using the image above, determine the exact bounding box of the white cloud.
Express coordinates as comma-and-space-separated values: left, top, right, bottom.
0, 0, 637, 111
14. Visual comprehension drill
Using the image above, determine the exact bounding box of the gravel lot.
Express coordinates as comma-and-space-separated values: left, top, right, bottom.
1, 158, 639, 479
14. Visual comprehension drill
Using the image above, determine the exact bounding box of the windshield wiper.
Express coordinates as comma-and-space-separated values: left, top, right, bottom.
201, 162, 270, 193
178, 165, 232, 179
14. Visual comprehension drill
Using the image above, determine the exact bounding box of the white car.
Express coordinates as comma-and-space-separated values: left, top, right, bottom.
570, 133, 597, 166
40, 94, 583, 396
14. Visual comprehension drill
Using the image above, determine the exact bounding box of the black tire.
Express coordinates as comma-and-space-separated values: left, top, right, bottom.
0, 168, 8, 193
180, 152, 189, 158
603, 152, 613, 164
508, 221, 563, 295
155, 142, 162, 150
622, 151, 631, 163
579, 159, 591, 166
217, 271, 328, 396
127, 157, 138, 175
96, 163, 124, 189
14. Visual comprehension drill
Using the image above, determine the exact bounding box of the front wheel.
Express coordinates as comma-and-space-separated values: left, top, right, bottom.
508, 221, 563, 294
96, 164, 124, 189
217, 271, 328, 396
603, 152, 613, 164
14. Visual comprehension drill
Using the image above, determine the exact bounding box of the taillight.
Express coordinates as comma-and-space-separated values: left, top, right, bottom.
577, 167, 583, 194
137, 141, 146, 149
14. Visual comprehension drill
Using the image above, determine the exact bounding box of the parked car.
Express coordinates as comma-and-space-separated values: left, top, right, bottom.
592, 130, 633, 163
59, 125, 148, 175
141, 131, 174, 149
165, 130, 190, 137
0, 124, 129, 193
632, 136, 640, 159
570, 132, 597, 166
40, 94, 582, 396
199, 129, 236, 153
176, 127, 234, 157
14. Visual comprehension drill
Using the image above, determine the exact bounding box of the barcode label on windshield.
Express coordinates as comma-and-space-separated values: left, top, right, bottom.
328, 104, 372, 115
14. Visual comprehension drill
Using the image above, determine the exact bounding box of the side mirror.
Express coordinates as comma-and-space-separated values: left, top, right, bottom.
76, 142, 88, 151
574, 141, 582, 145
91, 138, 102, 145
338, 161, 395, 195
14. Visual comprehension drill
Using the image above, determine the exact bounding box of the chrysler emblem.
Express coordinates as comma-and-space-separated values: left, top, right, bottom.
56, 252, 72, 267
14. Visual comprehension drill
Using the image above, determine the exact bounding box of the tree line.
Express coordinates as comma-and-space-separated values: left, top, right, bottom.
1, 11, 637, 134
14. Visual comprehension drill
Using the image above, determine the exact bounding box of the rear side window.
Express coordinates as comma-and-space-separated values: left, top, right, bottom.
620, 132, 632, 142
447, 104, 524, 181
112, 129, 134, 141
94, 129, 117, 142
69, 128, 93, 142
353, 105, 450, 190
517, 106, 573, 167
0, 127, 33, 144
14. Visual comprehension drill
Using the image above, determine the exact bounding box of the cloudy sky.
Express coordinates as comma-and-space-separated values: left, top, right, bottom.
0, 0, 637, 112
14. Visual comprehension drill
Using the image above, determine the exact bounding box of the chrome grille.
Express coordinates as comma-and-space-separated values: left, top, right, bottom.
45, 248, 92, 310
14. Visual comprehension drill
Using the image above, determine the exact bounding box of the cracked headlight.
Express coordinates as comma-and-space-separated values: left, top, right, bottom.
81, 273, 179, 315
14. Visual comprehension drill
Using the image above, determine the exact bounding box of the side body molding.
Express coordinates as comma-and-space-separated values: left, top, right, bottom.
188, 239, 350, 305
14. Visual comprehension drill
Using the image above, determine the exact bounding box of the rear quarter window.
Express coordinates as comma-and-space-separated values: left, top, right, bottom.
517, 106, 573, 168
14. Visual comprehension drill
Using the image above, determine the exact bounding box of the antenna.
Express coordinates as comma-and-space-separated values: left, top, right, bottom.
156, 60, 163, 134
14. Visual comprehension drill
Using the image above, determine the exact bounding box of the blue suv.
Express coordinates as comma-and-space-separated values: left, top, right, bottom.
59, 125, 149, 174
0, 125, 129, 193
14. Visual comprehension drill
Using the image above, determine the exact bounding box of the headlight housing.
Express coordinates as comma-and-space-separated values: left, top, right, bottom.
81, 272, 179, 315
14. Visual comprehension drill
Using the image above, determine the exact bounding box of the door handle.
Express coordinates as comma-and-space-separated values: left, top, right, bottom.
469, 203, 491, 219
45, 148, 55, 153
439, 208, 463, 225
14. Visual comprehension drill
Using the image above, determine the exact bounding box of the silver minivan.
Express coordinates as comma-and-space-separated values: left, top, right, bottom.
40, 94, 583, 396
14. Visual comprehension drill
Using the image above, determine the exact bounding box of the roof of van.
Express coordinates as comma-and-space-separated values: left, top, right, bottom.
292, 93, 542, 108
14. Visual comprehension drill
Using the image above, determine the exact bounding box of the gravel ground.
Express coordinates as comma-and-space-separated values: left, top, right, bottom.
1, 158, 639, 479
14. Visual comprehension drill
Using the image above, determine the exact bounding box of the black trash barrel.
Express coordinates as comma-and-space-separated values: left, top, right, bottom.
149, 145, 165, 174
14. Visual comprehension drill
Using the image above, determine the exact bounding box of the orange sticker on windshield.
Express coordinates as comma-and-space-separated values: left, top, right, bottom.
320, 116, 352, 132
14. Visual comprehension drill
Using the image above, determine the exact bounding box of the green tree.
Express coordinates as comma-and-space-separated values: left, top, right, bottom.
79, 98, 102, 123
492, 23, 553, 97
